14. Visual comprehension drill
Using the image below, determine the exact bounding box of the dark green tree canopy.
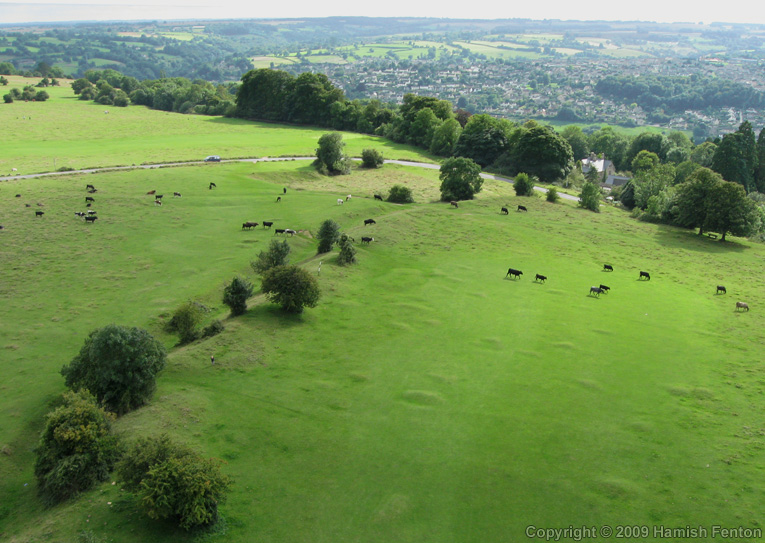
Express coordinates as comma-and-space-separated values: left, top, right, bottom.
251, 238, 291, 275
317, 219, 341, 254
61, 324, 167, 415
439, 157, 483, 201
261, 265, 321, 314
223, 276, 254, 316
511, 125, 574, 182
454, 114, 514, 167
315, 132, 351, 175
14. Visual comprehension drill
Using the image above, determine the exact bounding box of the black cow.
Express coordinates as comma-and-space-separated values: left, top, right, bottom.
501, 207, 509, 215
599, 284, 610, 293
283, 187, 287, 194
364, 219, 376, 226
85, 216, 98, 223
274, 228, 286, 235
155, 194, 164, 200
639, 271, 651, 280
506, 268, 523, 279
87, 210, 96, 215
716, 285, 726, 294
590, 286, 604, 297
15, 194, 21, 198
86, 184, 95, 191
535, 274, 547, 283
276, 196, 281, 202
242, 222, 258, 230
85, 196, 95, 202
603, 264, 613, 272
87, 188, 97, 194
35, 210, 44, 217
209, 182, 217, 189
450, 201, 459, 208
173, 192, 182, 197
361, 236, 374, 244
374, 194, 384, 201
517, 205, 527, 212
263, 221, 273, 229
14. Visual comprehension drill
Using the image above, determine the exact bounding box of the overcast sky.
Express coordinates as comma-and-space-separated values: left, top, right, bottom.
1, 0, 763, 26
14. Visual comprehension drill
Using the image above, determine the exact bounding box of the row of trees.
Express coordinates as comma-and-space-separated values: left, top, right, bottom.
71, 68, 236, 114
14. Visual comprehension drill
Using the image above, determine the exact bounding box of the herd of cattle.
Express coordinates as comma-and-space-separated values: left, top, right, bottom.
7, 178, 751, 313
503, 261, 749, 309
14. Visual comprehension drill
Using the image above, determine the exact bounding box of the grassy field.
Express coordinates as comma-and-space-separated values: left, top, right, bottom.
2, 94, 765, 543
0, 77, 436, 175
2, 151, 765, 542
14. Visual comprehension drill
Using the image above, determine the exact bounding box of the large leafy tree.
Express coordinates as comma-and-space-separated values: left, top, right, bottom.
673, 167, 722, 235
315, 132, 351, 175
626, 132, 670, 165
439, 157, 483, 201
560, 125, 590, 161
588, 126, 629, 171
34, 390, 122, 505
454, 114, 515, 167
712, 122, 759, 192
706, 181, 760, 241
236, 68, 293, 121
117, 435, 230, 530
316, 219, 341, 254
61, 325, 167, 415
429, 118, 462, 156
261, 265, 321, 314
510, 124, 574, 182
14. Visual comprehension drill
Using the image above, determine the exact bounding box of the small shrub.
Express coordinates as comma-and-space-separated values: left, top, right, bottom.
546, 186, 559, 203
387, 185, 414, 203
34, 390, 122, 505
251, 238, 290, 275
337, 234, 356, 265
361, 148, 384, 168
35, 90, 50, 102
579, 181, 602, 212
166, 302, 205, 344
514, 172, 536, 197
201, 320, 225, 338
316, 219, 340, 254
117, 435, 230, 531
261, 265, 320, 314
222, 276, 254, 316
3, 93, 12, 104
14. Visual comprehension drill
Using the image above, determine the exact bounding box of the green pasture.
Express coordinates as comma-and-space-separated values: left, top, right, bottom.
0, 78, 436, 175
453, 41, 541, 60
2, 153, 765, 542
250, 56, 299, 68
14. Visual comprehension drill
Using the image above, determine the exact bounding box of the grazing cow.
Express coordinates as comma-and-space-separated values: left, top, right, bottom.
86, 184, 95, 190
374, 194, 384, 201
599, 284, 610, 293
450, 201, 459, 208
75, 211, 86, 217
87, 210, 96, 215
0, 225, 4, 230
154, 199, 162, 206
263, 221, 273, 229
209, 182, 217, 189
590, 286, 604, 297
517, 205, 527, 212
276, 196, 281, 202
535, 274, 547, 283
639, 271, 651, 280
283, 187, 287, 194
86, 203, 92, 208
85, 196, 95, 202
85, 216, 97, 223
274, 228, 286, 235
25, 204, 31, 207
501, 207, 509, 215
285, 229, 297, 236
603, 264, 613, 272
35, 210, 44, 217
155, 194, 164, 200
173, 192, 182, 197
11, 168, 17, 172
364, 219, 376, 226
346, 194, 352, 201
506, 268, 523, 279
736, 301, 749, 311
242, 221, 258, 230
15, 194, 21, 198
361, 236, 374, 244
37, 203, 44, 207
87, 188, 97, 193
337, 198, 344, 205
716, 285, 726, 294
146, 190, 156, 195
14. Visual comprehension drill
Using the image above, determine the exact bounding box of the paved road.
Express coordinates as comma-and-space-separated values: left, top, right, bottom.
1, 157, 579, 202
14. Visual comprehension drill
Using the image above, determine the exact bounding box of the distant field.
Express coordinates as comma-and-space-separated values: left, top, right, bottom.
454, 41, 541, 59
250, 56, 299, 68
0, 77, 436, 175
2, 154, 764, 542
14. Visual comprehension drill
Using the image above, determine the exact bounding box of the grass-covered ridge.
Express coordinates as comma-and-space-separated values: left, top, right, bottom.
1, 151, 764, 541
